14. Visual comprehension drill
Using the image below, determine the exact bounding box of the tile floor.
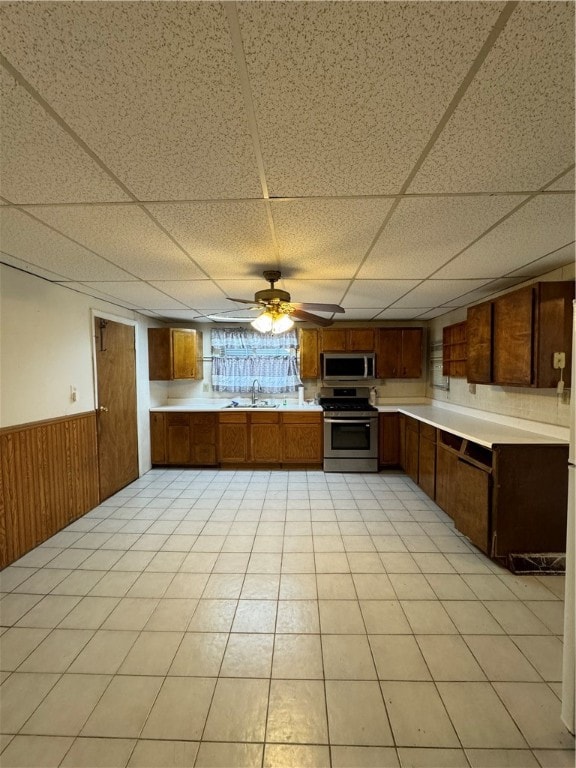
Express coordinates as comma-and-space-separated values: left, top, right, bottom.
0, 468, 574, 768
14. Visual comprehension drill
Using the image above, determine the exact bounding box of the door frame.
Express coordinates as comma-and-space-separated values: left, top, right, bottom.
90, 310, 144, 479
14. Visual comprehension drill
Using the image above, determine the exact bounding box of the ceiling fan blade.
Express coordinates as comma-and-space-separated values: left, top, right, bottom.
290, 302, 345, 313
226, 297, 262, 307
290, 309, 334, 327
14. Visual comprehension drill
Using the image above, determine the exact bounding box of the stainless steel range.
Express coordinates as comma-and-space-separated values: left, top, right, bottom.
319, 386, 378, 472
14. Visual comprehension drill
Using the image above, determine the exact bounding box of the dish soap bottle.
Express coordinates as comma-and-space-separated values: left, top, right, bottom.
369, 387, 377, 406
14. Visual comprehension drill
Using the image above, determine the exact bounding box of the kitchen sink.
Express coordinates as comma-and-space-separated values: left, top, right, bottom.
224, 402, 279, 409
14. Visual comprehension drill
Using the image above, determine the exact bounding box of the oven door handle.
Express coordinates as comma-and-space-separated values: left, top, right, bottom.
324, 418, 373, 424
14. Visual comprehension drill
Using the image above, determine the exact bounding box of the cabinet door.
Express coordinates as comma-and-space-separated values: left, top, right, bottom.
172, 330, 199, 380
435, 444, 458, 518
321, 328, 347, 351
398, 414, 406, 470
150, 413, 166, 464
466, 303, 492, 384
299, 329, 319, 379
190, 413, 217, 466
282, 414, 323, 464
347, 328, 375, 351
251, 422, 282, 463
454, 458, 491, 554
404, 418, 419, 483
166, 413, 192, 464
418, 433, 436, 499
377, 329, 401, 377
219, 414, 248, 463
400, 329, 423, 378
493, 286, 533, 386
378, 413, 399, 466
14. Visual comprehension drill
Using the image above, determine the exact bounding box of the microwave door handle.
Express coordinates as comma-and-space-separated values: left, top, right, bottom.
364, 357, 368, 377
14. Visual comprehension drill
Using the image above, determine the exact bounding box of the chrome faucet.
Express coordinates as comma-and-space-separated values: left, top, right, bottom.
251, 379, 261, 405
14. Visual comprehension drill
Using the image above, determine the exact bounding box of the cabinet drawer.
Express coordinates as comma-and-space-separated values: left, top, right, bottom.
166, 413, 190, 427
282, 412, 321, 424
420, 422, 436, 441
250, 412, 280, 424
219, 412, 248, 423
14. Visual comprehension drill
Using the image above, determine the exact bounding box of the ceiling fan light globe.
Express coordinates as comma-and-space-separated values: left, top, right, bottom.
271, 314, 294, 334
251, 313, 274, 333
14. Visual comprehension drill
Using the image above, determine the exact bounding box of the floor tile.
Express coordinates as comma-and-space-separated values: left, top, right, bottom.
118, 631, 182, 675
220, 633, 274, 677
389, 574, 436, 600
381, 681, 459, 747
499, 574, 560, 601
203, 677, 269, 742
241, 574, 280, 599
463, 635, 542, 682
415, 635, 485, 682
331, 745, 399, 767
531, 749, 576, 767
57, 596, 120, 630
15, 595, 81, 628
18, 629, 93, 673
164, 573, 209, 598
319, 600, 365, 634
68, 630, 138, 674
0, 672, 60, 733
272, 634, 324, 679
437, 682, 527, 748
0, 627, 50, 670
231, 599, 277, 632
264, 744, 330, 767
442, 601, 505, 634
168, 632, 228, 676
60, 736, 135, 767
317, 573, 357, 599
524, 601, 565, 635
322, 634, 377, 680
266, 679, 328, 744
127, 739, 200, 767
510, 635, 563, 682
397, 747, 469, 767
187, 599, 237, 632
353, 573, 396, 599
0, 735, 73, 767
359, 600, 411, 634
279, 574, 317, 599
484, 601, 552, 635
370, 635, 431, 681
81, 675, 162, 738
141, 676, 215, 740
465, 748, 540, 767
144, 598, 198, 630
22, 674, 111, 736
401, 601, 458, 634
277, 600, 320, 633
492, 682, 575, 749
196, 742, 263, 767
101, 598, 159, 631
325, 680, 393, 746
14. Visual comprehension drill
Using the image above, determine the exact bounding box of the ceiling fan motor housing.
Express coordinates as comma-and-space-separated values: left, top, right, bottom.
255, 288, 291, 304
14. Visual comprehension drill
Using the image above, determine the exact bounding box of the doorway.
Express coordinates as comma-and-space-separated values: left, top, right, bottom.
94, 316, 139, 500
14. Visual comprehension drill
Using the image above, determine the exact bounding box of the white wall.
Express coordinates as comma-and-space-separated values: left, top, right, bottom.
0, 264, 162, 473
426, 263, 575, 428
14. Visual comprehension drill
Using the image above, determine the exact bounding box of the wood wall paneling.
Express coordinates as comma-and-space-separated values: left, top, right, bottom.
0, 412, 99, 568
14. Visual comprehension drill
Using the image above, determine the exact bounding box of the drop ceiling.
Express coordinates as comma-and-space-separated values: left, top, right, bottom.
0, 1, 574, 323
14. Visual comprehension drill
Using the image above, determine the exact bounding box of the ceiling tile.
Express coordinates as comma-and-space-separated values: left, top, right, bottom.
148, 281, 228, 310
0, 208, 134, 281
0, 69, 129, 205
433, 194, 575, 279
336, 309, 386, 321
78, 282, 188, 310
409, 2, 575, 193
271, 199, 393, 278
145, 201, 276, 279
0, 251, 69, 282
416, 308, 454, 320
342, 280, 421, 309
375, 308, 433, 320
26, 205, 206, 280
506, 242, 575, 278
0, 3, 261, 200
277, 280, 349, 306
391, 279, 493, 308
238, 1, 504, 196
54, 281, 142, 309
358, 195, 523, 279
440, 278, 526, 307
150, 310, 202, 322
548, 169, 575, 191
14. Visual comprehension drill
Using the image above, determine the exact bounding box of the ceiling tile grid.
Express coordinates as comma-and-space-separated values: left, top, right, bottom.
357, 194, 526, 280
341, 280, 422, 309
409, 1, 575, 193
433, 193, 576, 279
76, 281, 189, 310
389, 279, 495, 309
0, 2, 262, 200
238, 1, 505, 196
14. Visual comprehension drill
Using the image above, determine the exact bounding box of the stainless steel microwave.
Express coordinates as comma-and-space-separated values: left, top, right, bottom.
322, 353, 376, 381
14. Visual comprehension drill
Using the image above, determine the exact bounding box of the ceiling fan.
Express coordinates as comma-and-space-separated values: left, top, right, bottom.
226, 270, 345, 333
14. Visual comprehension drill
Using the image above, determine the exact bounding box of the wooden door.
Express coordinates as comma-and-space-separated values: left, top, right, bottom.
466, 303, 492, 384
493, 286, 533, 386
400, 329, 423, 378
94, 318, 139, 500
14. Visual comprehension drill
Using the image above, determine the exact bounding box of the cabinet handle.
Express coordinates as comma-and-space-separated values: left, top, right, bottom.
98, 406, 109, 413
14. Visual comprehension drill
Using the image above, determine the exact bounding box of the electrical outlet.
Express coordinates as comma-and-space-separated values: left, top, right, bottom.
553, 352, 566, 369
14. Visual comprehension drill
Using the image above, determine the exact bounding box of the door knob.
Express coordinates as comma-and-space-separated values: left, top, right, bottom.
98, 406, 109, 413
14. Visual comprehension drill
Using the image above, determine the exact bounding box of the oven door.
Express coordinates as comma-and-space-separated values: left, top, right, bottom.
324, 415, 378, 459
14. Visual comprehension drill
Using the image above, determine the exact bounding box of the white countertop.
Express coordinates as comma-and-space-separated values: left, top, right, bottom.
387, 405, 568, 448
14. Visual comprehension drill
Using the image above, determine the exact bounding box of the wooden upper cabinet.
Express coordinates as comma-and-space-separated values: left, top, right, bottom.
320, 327, 376, 352
466, 303, 492, 384
468, 281, 574, 388
148, 328, 203, 380
377, 328, 423, 378
442, 322, 467, 378
299, 329, 319, 379
493, 286, 534, 386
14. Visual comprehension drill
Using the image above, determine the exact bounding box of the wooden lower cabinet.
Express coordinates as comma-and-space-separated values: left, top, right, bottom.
404, 416, 419, 483
151, 412, 218, 466
417, 423, 436, 498
435, 439, 459, 519
379, 413, 399, 467
250, 413, 282, 463
282, 413, 323, 464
